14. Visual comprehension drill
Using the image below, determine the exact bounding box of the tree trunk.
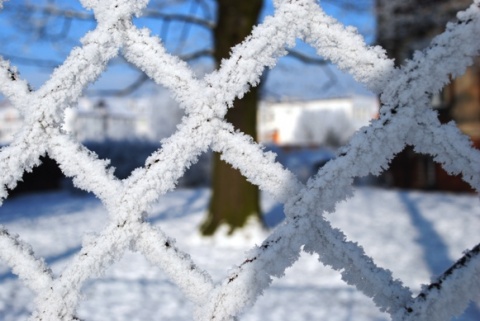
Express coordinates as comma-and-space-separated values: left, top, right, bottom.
200, 0, 263, 235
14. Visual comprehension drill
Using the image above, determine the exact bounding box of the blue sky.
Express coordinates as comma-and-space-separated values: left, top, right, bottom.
0, 0, 376, 100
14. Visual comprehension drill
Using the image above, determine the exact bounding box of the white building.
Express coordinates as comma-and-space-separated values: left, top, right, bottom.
64, 93, 183, 142
1, 95, 377, 147
0, 100, 22, 144
0, 92, 184, 144
258, 96, 378, 146
65, 98, 139, 142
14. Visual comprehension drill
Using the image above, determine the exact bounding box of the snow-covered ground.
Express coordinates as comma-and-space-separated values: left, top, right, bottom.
0, 187, 479, 321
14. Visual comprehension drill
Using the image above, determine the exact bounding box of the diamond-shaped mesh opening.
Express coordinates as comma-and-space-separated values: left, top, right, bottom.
84, 57, 149, 96
327, 188, 480, 320
70, 82, 187, 180
259, 40, 379, 185
133, 0, 214, 64
0, 187, 107, 318
262, 40, 372, 100
243, 250, 389, 321
0, 179, 107, 277
78, 250, 194, 320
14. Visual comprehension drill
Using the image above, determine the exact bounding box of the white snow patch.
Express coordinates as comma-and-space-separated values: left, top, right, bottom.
0, 187, 478, 320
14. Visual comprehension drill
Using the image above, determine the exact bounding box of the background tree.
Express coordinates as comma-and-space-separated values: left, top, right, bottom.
200, 1, 263, 235
203, 0, 372, 235
376, 0, 480, 191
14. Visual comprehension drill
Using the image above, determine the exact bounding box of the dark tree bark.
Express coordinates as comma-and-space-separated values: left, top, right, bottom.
200, 0, 263, 235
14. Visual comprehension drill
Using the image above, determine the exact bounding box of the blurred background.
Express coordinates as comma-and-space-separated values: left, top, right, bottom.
0, 1, 479, 320
0, 0, 478, 198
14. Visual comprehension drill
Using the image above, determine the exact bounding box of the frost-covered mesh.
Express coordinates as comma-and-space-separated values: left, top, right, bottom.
0, 0, 480, 320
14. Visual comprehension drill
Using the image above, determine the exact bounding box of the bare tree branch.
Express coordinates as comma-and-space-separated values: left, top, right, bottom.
143, 9, 214, 30
285, 49, 337, 90
87, 49, 213, 97
173, 1, 199, 54
286, 49, 328, 65
0, 53, 62, 68
4, 4, 95, 20
179, 48, 213, 61
4, 3, 214, 29
321, 0, 372, 13
2, 0, 336, 98
87, 73, 150, 97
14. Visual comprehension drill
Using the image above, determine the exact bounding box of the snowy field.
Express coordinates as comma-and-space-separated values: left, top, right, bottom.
0, 187, 479, 321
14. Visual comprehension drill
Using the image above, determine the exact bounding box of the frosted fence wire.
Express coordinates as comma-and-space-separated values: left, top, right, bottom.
0, 0, 479, 320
